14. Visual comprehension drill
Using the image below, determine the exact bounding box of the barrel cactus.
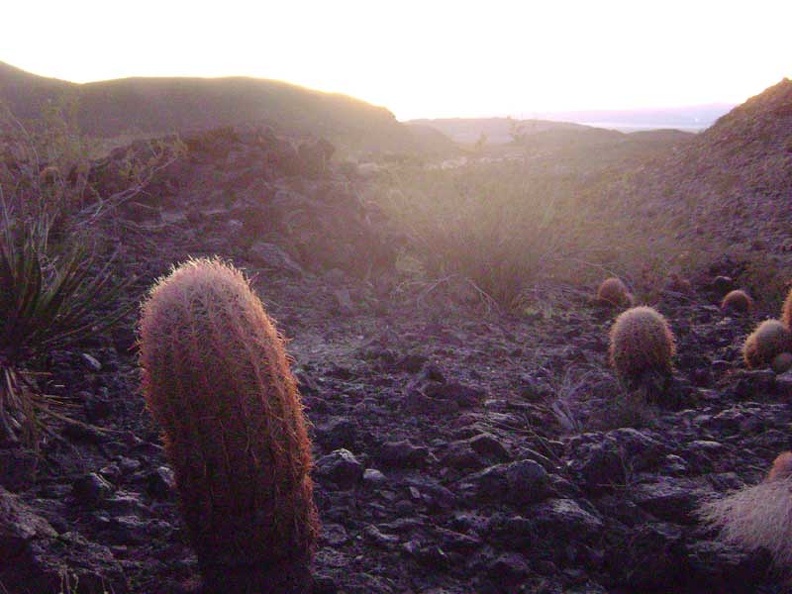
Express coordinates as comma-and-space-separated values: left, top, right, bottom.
608, 305, 676, 387
139, 257, 318, 592
596, 277, 634, 308
742, 319, 792, 370
720, 289, 753, 314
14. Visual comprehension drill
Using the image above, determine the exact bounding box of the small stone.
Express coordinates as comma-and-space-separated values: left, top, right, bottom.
469, 433, 511, 462
81, 353, 102, 372
321, 523, 349, 546
362, 468, 387, 486
477, 459, 552, 505
315, 449, 364, 490
146, 466, 175, 500
72, 473, 114, 507
378, 440, 430, 468
363, 524, 399, 548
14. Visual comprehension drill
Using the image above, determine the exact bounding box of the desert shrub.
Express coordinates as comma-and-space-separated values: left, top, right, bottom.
596, 277, 634, 308
608, 306, 676, 387
742, 319, 792, 370
1, 100, 183, 240
138, 258, 318, 593
0, 198, 129, 446
366, 148, 704, 312
699, 452, 792, 568
370, 162, 593, 309
721, 289, 753, 313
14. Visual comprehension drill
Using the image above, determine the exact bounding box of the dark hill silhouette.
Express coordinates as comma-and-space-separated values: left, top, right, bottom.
0, 61, 428, 154
0, 61, 74, 119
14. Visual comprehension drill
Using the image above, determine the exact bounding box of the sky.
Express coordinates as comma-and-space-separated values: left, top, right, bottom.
2, 0, 791, 121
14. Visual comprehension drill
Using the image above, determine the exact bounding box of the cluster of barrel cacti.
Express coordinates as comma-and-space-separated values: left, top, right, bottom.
602, 279, 792, 397
139, 258, 318, 593
740, 286, 792, 372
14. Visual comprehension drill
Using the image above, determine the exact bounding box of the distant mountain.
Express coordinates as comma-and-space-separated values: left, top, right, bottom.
531, 104, 736, 132
405, 117, 587, 145
0, 61, 425, 155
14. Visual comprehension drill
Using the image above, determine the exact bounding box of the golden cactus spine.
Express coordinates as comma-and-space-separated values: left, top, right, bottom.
608, 305, 676, 385
742, 319, 792, 370
138, 258, 318, 592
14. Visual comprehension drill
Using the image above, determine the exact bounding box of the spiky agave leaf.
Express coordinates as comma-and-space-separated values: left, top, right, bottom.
0, 199, 132, 446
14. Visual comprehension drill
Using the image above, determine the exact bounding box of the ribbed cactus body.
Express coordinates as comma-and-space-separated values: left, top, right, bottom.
139, 258, 318, 592
608, 306, 676, 385
742, 319, 792, 370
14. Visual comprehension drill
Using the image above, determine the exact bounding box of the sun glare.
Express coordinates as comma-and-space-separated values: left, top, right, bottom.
2, 0, 791, 119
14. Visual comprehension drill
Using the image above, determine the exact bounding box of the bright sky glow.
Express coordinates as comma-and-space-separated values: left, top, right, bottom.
2, 0, 791, 120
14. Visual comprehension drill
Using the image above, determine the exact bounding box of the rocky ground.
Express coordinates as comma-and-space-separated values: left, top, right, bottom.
2, 127, 791, 594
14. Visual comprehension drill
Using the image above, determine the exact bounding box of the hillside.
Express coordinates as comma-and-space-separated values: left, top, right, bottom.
0, 61, 427, 155
611, 78, 792, 296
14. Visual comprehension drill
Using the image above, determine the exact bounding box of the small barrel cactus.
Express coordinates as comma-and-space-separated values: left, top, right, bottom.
139, 258, 318, 593
596, 277, 634, 308
608, 305, 676, 386
767, 451, 792, 481
720, 289, 753, 313
742, 319, 792, 370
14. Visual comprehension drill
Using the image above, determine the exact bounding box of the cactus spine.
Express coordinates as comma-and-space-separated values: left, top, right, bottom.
608, 305, 676, 386
139, 258, 318, 592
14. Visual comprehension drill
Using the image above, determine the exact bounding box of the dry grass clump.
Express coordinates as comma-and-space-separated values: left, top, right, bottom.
720, 289, 753, 314
742, 319, 792, 370
608, 306, 676, 386
139, 257, 318, 593
699, 452, 792, 568
596, 277, 634, 308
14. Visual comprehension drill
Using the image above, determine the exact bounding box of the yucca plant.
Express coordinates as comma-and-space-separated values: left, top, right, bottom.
0, 196, 130, 446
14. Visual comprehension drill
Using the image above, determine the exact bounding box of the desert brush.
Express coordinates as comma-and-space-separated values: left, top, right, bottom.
699, 452, 792, 569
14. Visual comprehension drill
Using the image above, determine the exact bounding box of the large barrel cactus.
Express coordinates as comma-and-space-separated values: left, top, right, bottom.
139, 257, 318, 593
